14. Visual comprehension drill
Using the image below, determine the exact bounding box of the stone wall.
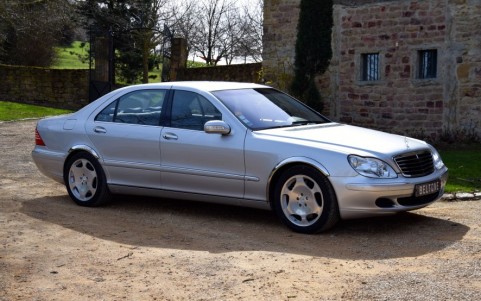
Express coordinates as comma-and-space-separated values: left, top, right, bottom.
263, 0, 481, 141
333, 0, 449, 140
177, 63, 262, 83
0, 64, 89, 110
448, 0, 481, 140
262, 0, 300, 91
0, 62, 262, 111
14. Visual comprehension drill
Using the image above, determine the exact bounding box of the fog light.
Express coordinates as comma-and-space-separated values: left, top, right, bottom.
375, 198, 395, 208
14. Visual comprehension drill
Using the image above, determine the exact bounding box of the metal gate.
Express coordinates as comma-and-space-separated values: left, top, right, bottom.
160, 25, 173, 82
88, 29, 114, 102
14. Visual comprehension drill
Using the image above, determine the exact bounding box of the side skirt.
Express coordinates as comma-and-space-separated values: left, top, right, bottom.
108, 184, 271, 211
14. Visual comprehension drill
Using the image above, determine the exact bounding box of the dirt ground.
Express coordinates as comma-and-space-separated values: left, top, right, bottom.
1, 120, 480, 301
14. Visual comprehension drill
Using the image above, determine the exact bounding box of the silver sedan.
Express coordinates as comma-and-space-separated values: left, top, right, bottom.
32, 81, 448, 233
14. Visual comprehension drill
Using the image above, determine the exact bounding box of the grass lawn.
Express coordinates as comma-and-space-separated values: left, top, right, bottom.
440, 146, 481, 193
51, 40, 162, 82
0, 101, 72, 121
50, 41, 206, 83
51, 41, 89, 69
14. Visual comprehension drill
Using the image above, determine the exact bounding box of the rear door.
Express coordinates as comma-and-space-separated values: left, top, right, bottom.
85, 89, 167, 188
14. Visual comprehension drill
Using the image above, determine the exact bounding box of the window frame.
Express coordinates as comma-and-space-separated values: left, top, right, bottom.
360, 52, 381, 82
417, 49, 438, 80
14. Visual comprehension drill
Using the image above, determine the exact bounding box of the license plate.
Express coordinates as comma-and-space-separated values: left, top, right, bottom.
415, 180, 441, 197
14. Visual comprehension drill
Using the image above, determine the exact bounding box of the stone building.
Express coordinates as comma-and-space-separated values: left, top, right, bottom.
263, 0, 481, 141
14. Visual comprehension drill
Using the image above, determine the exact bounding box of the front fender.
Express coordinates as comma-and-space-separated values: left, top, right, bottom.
271, 156, 330, 178
266, 156, 331, 207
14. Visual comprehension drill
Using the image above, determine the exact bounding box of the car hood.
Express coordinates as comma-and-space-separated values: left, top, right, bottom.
256, 123, 429, 157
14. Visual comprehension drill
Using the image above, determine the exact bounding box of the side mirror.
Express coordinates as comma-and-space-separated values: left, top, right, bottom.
204, 120, 231, 135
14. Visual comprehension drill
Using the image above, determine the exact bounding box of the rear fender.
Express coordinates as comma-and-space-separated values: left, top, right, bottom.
68, 145, 100, 159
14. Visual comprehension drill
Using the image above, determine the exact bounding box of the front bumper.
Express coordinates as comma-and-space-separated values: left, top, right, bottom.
330, 167, 448, 219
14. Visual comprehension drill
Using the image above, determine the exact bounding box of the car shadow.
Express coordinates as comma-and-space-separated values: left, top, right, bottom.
21, 194, 469, 260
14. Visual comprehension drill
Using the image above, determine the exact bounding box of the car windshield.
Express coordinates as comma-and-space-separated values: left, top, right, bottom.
212, 88, 330, 130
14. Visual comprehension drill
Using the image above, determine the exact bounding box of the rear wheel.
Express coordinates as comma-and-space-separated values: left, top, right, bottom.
64, 152, 111, 206
273, 165, 339, 234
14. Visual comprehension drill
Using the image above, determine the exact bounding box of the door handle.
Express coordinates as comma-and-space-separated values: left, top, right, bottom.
94, 126, 107, 134
162, 133, 178, 140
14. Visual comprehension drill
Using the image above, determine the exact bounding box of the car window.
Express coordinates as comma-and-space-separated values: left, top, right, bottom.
212, 88, 329, 130
170, 90, 222, 130
95, 90, 166, 126
95, 100, 117, 122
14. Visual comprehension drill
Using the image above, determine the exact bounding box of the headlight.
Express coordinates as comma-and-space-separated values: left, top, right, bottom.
431, 147, 445, 170
348, 155, 398, 178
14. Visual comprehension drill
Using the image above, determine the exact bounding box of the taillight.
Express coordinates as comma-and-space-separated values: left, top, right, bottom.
35, 127, 46, 146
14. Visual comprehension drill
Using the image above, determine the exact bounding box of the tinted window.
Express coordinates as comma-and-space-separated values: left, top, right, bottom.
95, 100, 116, 122
212, 88, 329, 130
170, 90, 222, 130
95, 90, 166, 126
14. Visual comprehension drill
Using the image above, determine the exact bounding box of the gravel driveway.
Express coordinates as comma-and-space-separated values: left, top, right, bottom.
1, 120, 480, 300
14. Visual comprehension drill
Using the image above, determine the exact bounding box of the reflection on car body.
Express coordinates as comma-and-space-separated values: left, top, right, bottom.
32, 81, 448, 233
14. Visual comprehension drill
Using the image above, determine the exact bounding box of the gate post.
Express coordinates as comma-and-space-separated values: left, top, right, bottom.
93, 36, 111, 82
89, 30, 114, 102
169, 38, 188, 81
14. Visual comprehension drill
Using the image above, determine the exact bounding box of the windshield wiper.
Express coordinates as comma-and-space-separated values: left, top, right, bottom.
291, 120, 324, 126
258, 121, 324, 130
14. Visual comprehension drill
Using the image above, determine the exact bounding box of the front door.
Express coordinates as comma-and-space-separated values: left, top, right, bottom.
160, 89, 246, 199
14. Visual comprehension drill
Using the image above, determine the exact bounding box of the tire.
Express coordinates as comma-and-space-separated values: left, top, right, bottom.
273, 165, 340, 234
63, 152, 111, 207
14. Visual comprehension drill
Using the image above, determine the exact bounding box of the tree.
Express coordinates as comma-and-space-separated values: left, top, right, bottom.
290, 0, 333, 112
77, 0, 169, 84
130, 0, 168, 83
0, 0, 76, 67
77, 0, 138, 83
237, 0, 263, 63
171, 0, 263, 66
169, 0, 197, 60
219, 1, 262, 65
219, 6, 243, 65
192, 0, 235, 66
75, 0, 262, 82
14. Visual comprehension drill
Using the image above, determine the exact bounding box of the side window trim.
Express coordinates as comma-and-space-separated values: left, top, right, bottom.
161, 88, 174, 127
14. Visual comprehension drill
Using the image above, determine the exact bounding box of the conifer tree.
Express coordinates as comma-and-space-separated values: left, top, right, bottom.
290, 0, 333, 113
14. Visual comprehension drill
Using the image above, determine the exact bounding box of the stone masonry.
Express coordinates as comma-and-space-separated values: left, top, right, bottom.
0, 64, 89, 110
263, 0, 481, 141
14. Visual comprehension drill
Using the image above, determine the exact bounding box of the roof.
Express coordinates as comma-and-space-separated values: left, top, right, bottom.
134, 81, 268, 92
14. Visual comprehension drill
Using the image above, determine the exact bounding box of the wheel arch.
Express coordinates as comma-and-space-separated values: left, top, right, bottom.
267, 157, 331, 209
64, 145, 101, 174
63, 145, 111, 206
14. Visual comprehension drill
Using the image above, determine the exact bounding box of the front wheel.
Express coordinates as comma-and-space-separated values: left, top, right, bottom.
64, 152, 111, 207
273, 165, 340, 234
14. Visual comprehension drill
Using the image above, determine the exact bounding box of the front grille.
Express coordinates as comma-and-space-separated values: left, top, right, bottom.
394, 150, 434, 178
